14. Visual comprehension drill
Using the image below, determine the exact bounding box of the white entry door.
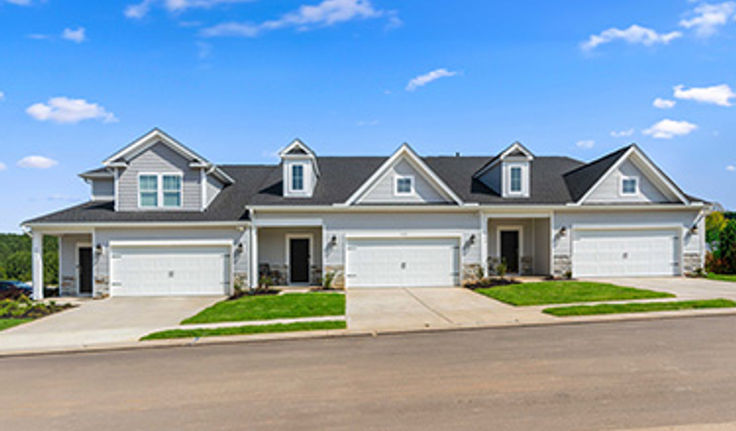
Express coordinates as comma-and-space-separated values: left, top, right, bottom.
111, 245, 230, 296
346, 237, 460, 288
572, 229, 680, 277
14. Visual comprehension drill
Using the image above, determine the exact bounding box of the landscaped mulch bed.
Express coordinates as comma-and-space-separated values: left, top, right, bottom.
464, 278, 520, 289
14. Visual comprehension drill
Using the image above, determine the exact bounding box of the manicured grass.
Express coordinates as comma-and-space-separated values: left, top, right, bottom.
141, 320, 346, 340
0, 318, 32, 331
707, 273, 736, 283
475, 281, 674, 306
543, 299, 736, 317
181, 293, 345, 324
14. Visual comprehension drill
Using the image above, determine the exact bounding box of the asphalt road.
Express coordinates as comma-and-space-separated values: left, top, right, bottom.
3, 316, 736, 431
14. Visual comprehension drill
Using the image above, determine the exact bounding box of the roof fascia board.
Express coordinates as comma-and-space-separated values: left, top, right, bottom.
103, 129, 207, 166
573, 146, 634, 205
23, 221, 250, 230
343, 144, 464, 206
474, 142, 535, 178
627, 147, 689, 204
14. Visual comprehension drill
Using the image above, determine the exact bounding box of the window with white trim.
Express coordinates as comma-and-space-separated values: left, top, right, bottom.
139, 175, 158, 207
621, 176, 638, 195
395, 175, 413, 195
291, 164, 304, 191
510, 167, 522, 193
162, 175, 182, 207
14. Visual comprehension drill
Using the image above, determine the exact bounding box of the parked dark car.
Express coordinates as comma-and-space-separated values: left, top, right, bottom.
0, 281, 33, 299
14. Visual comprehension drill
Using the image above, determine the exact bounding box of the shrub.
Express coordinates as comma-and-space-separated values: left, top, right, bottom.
495, 259, 508, 279
322, 271, 336, 289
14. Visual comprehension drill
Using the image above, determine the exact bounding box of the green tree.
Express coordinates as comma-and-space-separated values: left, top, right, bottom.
719, 220, 736, 274
706, 212, 727, 252
5, 250, 31, 281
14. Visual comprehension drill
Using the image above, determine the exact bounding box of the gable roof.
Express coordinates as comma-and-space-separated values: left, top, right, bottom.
566, 144, 689, 205
473, 141, 535, 178
563, 145, 631, 202
102, 128, 235, 184
343, 143, 464, 205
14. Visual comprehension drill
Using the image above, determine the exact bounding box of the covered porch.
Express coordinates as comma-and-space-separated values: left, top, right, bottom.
29, 228, 96, 300
481, 213, 552, 276
251, 224, 324, 287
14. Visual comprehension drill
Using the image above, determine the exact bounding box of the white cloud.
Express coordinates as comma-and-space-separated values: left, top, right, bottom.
643, 119, 698, 139
196, 41, 211, 59
679, 1, 736, 37
125, 0, 254, 18
653, 97, 676, 109
727, 165, 735, 172
5, 0, 32, 5
201, 0, 392, 37
581, 24, 682, 51
17, 156, 58, 169
673, 84, 735, 106
0, 162, 6, 171
575, 140, 595, 149
356, 119, 379, 126
405, 68, 457, 91
0, 91, 4, 101
27, 33, 50, 40
610, 128, 635, 138
61, 27, 86, 43
26, 97, 118, 124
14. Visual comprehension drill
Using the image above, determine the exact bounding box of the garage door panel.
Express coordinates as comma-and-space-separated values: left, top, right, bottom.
573, 229, 679, 277
346, 238, 459, 288
111, 245, 230, 296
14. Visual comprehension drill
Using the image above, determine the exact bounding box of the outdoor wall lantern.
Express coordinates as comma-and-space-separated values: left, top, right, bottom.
559, 226, 567, 236
236, 242, 244, 253
95, 244, 103, 254
330, 235, 338, 246
468, 234, 476, 245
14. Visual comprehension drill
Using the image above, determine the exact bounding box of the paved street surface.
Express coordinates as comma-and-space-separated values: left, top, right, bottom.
3, 315, 736, 431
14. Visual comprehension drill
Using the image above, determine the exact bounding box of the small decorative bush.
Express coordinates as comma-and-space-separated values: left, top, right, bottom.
0, 295, 73, 319
322, 271, 336, 289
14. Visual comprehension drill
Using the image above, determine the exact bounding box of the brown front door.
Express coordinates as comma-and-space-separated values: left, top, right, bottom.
289, 239, 310, 283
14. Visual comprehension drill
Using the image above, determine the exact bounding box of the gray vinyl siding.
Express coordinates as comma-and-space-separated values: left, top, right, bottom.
91, 179, 114, 200
117, 142, 202, 211
477, 164, 501, 194
206, 175, 224, 207
358, 159, 451, 204
585, 159, 674, 204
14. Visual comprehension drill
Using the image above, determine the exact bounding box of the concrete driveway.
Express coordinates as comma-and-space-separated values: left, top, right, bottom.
347, 287, 554, 331
587, 277, 736, 301
0, 296, 222, 354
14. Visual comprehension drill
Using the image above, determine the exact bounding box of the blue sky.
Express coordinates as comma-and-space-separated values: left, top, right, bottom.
1, 0, 735, 232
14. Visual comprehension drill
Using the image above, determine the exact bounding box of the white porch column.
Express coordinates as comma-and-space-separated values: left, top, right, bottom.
479, 212, 488, 276
250, 225, 259, 288
31, 230, 44, 300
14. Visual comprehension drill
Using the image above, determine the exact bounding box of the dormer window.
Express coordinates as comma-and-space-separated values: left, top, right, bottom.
395, 175, 414, 195
291, 164, 304, 191
510, 167, 522, 192
621, 176, 639, 196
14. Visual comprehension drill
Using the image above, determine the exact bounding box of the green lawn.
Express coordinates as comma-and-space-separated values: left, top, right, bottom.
543, 299, 736, 317
0, 318, 32, 331
141, 320, 346, 340
181, 293, 345, 324
475, 281, 674, 306
707, 273, 736, 283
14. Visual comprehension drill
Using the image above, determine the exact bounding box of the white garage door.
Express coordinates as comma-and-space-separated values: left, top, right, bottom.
111, 245, 230, 296
346, 237, 459, 288
572, 229, 680, 277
